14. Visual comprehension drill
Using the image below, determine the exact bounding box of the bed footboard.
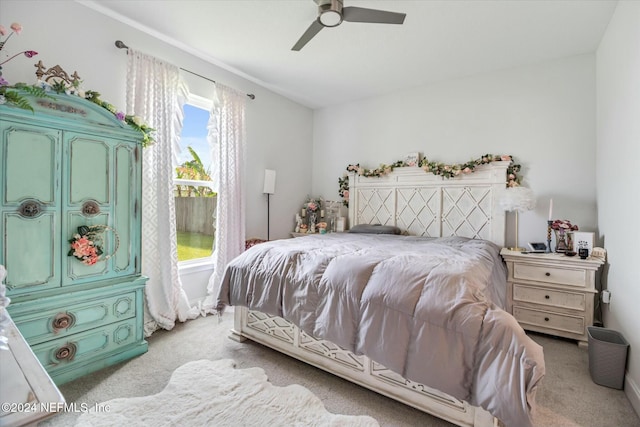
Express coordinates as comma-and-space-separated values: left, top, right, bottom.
231, 307, 499, 427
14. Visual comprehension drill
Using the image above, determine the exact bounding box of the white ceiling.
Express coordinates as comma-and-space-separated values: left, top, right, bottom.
81, 0, 617, 109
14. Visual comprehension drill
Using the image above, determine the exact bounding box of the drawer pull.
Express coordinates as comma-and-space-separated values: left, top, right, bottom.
545, 295, 550, 299
545, 272, 551, 277
52, 313, 76, 332
55, 343, 77, 361
544, 317, 550, 322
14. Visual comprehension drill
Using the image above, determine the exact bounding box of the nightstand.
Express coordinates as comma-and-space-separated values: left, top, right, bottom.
500, 249, 605, 346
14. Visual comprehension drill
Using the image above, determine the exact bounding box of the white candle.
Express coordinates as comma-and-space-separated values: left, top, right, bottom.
301, 208, 306, 218
548, 199, 553, 221
320, 210, 325, 217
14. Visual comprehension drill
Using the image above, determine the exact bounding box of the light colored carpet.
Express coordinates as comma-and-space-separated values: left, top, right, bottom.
42, 312, 639, 427
73, 359, 378, 427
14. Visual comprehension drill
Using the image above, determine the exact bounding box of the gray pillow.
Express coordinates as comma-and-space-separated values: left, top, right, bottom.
348, 224, 402, 235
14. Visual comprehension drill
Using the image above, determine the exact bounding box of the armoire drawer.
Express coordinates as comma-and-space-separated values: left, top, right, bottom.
31, 317, 140, 374
513, 263, 586, 287
513, 306, 585, 335
512, 284, 586, 311
12, 291, 137, 345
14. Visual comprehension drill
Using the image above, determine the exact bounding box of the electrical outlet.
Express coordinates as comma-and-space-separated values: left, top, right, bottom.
602, 290, 611, 304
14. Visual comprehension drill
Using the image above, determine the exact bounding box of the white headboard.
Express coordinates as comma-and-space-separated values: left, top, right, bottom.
347, 162, 509, 247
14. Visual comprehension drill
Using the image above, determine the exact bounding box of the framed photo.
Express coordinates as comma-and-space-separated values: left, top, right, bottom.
528, 242, 547, 253
572, 232, 594, 256
404, 152, 421, 167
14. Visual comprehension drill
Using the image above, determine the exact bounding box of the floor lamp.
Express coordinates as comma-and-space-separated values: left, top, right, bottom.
498, 186, 536, 251
263, 170, 276, 240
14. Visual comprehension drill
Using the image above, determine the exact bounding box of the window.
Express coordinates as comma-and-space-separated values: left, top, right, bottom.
174, 95, 216, 264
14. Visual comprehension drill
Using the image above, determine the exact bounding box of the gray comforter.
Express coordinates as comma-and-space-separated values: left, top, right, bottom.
216, 234, 545, 427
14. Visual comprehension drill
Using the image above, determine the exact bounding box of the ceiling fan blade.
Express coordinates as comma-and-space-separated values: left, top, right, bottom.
292, 20, 324, 51
342, 6, 406, 24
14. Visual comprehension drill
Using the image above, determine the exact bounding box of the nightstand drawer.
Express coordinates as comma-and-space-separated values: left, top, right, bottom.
513, 263, 586, 287
513, 284, 586, 311
513, 306, 585, 335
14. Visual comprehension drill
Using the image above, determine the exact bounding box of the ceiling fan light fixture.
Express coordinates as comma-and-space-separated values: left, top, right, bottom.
318, 0, 343, 27
292, 0, 406, 51
319, 10, 342, 27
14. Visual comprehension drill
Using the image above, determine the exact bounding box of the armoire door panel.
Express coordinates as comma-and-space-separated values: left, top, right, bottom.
63, 212, 110, 284
113, 145, 135, 273
2, 212, 60, 292
66, 134, 110, 205
1, 124, 60, 205
1, 121, 61, 294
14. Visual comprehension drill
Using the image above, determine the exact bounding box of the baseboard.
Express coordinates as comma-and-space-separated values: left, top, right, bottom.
625, 374, 640, 419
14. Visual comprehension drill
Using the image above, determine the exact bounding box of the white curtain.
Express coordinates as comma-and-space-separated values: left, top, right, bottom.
201, 83, 247, 314
126, 49, 199, 336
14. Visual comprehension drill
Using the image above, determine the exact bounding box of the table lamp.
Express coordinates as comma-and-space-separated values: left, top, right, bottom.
498, 186, 536, 251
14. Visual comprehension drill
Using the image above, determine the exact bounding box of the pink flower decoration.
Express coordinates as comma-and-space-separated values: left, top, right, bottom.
24, 50, 37, 58
0, 25, 6, 36
116, 111, 126, 121
551, 219, 578, 232
10, 22, 22, 34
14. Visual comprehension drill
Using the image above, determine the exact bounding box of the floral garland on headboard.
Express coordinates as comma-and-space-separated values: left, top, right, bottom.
338, 154, 521, 207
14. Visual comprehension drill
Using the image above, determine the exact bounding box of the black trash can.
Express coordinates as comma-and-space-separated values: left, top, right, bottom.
587, 326, 629, 389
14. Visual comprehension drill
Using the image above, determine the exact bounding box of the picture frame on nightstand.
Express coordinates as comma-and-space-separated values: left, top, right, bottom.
527, 242, 547, 253
572, 231, 594, 257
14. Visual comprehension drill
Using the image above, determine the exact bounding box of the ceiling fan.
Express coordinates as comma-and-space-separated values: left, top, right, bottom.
292, 0, 406, 51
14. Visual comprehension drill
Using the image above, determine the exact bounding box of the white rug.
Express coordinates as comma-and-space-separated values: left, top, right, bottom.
75, 359, 379, 426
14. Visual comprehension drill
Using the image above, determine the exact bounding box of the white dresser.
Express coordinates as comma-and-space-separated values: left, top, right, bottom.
501, 249, 605, 346
0, 311, 65, 427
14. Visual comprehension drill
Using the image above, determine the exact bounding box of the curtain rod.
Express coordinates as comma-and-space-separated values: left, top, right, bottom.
115, 40, 255, 100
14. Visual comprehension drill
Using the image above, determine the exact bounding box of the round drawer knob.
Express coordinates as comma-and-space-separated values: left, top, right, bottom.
55, 343, 77, 361
52, 313, 75, 332
544, 317, 550, 322
545, 272, 551, 277
545, 295, 550, 299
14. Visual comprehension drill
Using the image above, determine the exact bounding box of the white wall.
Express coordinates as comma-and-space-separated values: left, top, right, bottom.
596, 0, 640, 414
0, 0, 313, 302
313, 55, 598, 249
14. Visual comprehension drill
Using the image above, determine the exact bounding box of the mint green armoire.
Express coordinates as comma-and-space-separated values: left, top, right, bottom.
0, 91, 148, 385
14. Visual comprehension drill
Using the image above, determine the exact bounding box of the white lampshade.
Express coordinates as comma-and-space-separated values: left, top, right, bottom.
498, 186, 536, 212
263, 169, 276, 194
498, 186, 536, 251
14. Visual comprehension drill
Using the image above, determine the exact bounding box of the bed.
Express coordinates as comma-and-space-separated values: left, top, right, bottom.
216, 162, 545, 427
